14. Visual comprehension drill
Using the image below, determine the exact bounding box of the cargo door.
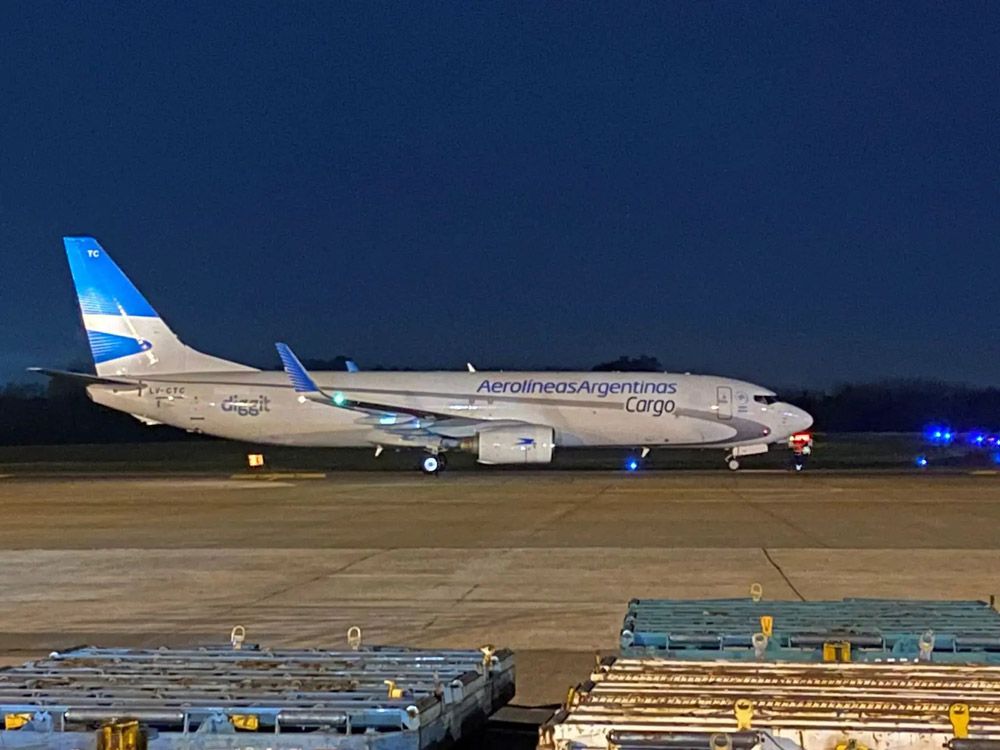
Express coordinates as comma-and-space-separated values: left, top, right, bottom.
188, 393, 207, 431
716, 386, 733, 420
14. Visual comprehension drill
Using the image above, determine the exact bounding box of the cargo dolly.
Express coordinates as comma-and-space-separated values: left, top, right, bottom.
539, 657, 1000, 750
621, 596, 1000, 663
0, 629, 514, 749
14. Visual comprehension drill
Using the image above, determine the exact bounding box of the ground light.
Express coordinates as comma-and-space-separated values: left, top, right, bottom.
924, 426, 955, 446
625, 458, 640, 472
915, 455, 928, 468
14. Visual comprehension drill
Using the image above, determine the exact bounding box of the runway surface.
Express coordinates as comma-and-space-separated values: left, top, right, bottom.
1, 470, 999, 704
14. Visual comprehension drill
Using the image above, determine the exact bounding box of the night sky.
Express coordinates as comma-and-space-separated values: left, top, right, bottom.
3, 3, 998, 388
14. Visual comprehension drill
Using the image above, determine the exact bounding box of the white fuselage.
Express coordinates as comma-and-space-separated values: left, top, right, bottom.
88, 370, 813, 450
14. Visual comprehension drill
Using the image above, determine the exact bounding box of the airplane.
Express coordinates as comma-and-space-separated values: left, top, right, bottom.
33, 236, 814, 474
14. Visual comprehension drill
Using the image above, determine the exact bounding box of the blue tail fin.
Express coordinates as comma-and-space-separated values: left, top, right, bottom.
63, 236, 254, 375
64, 236, 160, 319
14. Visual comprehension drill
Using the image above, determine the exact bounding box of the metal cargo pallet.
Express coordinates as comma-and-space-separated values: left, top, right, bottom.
539, 657, 1000, 750
621, 597, 1000, 662
0, 636, 515, 749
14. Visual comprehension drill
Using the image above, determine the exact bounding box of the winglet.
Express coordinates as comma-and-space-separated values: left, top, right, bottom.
275, 343, 321, 393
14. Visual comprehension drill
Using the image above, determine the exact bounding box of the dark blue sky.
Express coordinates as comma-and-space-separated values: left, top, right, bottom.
2, 2, 998, 387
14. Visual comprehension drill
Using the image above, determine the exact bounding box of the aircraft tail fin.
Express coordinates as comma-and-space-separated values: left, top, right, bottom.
63, 236, 255, 376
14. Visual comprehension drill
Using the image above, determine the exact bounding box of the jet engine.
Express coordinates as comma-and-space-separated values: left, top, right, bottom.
461, 425, 555, 464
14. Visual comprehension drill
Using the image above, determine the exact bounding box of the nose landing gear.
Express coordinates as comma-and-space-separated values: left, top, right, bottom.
724, 444, 768, 471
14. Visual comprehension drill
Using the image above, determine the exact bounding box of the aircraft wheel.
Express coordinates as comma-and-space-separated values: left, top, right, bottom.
727, 457, 741, 471
420, 454, 442, 475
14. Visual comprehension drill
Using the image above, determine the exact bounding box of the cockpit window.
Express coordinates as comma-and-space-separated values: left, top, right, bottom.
754, 395, 779, 405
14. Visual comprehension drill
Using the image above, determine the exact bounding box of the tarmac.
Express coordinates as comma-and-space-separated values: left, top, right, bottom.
1, 470, 999, 705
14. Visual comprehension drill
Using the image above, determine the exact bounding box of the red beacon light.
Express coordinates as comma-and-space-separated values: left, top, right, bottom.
789, 432, 813, 448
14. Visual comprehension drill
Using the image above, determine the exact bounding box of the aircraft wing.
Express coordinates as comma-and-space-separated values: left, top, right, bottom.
276, 343, 451, 420
275, 343, 522, 440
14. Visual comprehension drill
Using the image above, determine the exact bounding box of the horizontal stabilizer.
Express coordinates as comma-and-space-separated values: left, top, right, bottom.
28, 368, 142, 389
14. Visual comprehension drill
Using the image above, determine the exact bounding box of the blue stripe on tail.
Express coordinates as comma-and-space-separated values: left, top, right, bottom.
86, 330, 152, 364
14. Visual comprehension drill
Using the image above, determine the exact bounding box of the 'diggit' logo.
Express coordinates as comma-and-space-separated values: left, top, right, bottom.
221, 395, 272, 417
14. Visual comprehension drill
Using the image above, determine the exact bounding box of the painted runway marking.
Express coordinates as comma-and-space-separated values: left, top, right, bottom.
230, 472, 327, 481
133, 479, 297, 490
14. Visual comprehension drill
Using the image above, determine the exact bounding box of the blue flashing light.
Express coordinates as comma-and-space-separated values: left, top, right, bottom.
332, 391, 347, 406
993, 452, 1000, 466
915, 455, 928, 468
626, 459, 639, 472
925, 426, 955, 445
974, 434, 986, 445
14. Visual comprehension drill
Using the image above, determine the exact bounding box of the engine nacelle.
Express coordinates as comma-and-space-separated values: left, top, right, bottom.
461, 425, 555, 465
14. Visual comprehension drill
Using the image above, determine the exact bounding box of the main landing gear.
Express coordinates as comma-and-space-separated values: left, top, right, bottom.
420, 453, 447, 475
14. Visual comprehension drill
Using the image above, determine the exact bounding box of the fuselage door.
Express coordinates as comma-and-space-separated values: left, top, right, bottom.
716, 385, 733, 420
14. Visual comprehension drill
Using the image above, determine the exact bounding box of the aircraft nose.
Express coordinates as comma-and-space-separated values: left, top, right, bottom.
777, 403, 814, 433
